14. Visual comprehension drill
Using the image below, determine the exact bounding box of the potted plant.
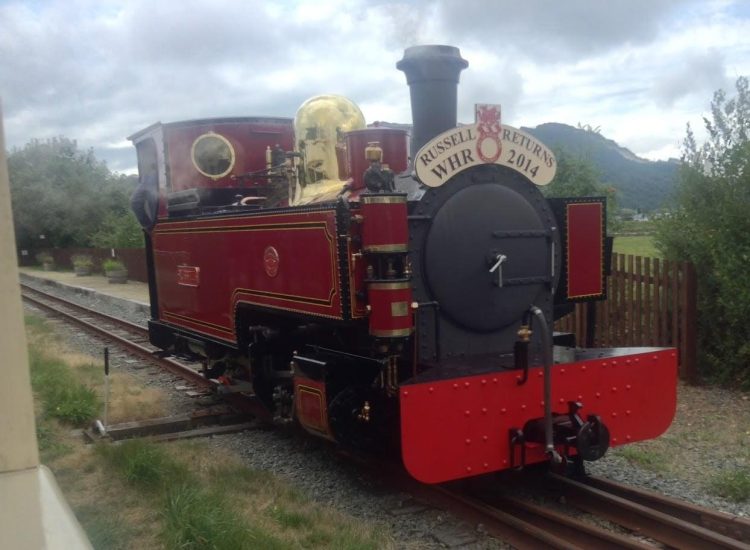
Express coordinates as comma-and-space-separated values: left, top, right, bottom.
36, 251, 54, 271
71, 254, 93, 276
103, 258, 128, 284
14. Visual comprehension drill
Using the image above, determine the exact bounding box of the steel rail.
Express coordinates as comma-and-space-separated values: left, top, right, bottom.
21, 286, 272, 419
492, 494, 650, 549
20, 283, 150, 336
341, 447, 654, 549
430, 486, 651, 550
428, 486, 577, 549
585, 474, 750, 544
548, 473, 750, 550
21, 290, 211, 388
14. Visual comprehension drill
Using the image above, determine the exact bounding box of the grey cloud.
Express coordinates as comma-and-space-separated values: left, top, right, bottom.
652, 49, 729, 107
434, 0, 688, 62
94, 146, 138, 174
1, 0, 747, 174
457, 61, 524, 124
122, 0, 279, 67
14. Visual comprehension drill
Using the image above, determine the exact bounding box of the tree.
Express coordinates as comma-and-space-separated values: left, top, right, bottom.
7, 137, 140, 251
542, 149, 619, 231
655, 77, 750, 388
91, 211, 145, 249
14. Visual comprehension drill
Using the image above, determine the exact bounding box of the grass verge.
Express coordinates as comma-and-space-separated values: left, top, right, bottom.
614, 446, 668, 472
708, 469, 750, 502
26, 315, 100, 428
25, 314, 391, 549
612, 235, 661, 258
91, 439, 385, 549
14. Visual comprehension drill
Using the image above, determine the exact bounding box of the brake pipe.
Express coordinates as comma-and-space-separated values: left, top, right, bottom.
530, 306, 562, 464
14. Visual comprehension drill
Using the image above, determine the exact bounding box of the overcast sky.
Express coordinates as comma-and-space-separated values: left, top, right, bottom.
2, 0, 749, 174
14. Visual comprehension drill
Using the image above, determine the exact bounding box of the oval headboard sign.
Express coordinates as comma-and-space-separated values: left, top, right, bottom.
414, 104, 557, 187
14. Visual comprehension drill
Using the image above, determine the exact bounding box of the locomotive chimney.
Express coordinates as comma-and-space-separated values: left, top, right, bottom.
397, 45, 468, 159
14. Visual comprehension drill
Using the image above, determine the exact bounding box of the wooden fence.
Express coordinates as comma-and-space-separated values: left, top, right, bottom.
555, 253, 697, 381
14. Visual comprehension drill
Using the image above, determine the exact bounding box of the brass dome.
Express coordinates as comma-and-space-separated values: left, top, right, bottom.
292, 94, 366, 205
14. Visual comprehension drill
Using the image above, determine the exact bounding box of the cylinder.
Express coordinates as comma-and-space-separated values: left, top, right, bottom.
367, 281, 413, 338
396, 45, 468, 158
346, 128, 408, 189
360, 193, 408, 253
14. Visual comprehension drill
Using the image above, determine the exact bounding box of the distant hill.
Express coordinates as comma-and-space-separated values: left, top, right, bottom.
523, 123, 679, 211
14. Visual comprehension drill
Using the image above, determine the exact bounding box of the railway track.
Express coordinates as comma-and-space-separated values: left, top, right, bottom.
21, 283, 209, 387
21, 283, 750, 549
416, 470, 750, 549
348, 446, 750, 550
20, 283, 270, 418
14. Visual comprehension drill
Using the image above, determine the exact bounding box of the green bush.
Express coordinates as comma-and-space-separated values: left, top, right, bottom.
71, 254, 93, 269
102, 258, 126, 272
91, 211, 144, 249
35, 251, 53, 266
655, 76, 750, 387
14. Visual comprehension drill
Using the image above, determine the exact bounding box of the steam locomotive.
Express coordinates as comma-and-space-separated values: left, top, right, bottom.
129, 45, 676, 483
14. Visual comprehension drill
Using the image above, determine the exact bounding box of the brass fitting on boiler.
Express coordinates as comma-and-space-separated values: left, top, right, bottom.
517, 324, 532, 342
357, 401, 371, 423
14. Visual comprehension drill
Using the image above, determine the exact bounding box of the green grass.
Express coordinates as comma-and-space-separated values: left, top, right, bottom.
25, 313, 53, 332
25, 312, 387, 549
616, 447, 668, 472
29, 347, 100, 425
708, 469, 750, 502
28, 346, 100, 426
25, 313, 98, 461
96, 440, 188, 490
612, 235, 661, 258
74, 505, 133, 550
99, 441, 261, 549
162, 484, 275, 550
35, 420, 72, 460
270, 506, 314, 530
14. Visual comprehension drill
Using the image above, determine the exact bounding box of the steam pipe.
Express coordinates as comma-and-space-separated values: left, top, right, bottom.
396, 45, 468, 159
530, 305, 562, 464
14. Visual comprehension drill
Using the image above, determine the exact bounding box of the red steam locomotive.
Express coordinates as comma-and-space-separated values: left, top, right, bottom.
129, 45, 676, 483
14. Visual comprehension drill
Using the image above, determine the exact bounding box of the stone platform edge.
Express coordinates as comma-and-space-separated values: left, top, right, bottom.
20, 272, 151, 318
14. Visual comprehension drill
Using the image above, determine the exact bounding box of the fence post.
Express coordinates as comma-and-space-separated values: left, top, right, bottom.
681, 261, 698, 383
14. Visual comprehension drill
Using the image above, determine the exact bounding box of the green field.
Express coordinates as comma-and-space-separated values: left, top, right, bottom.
612, 235, 660, 258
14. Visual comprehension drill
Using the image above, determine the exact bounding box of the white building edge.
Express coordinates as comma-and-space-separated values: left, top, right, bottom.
0, 103, 92, 550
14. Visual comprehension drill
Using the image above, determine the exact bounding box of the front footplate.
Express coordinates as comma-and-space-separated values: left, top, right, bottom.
399, 348, 677, 483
